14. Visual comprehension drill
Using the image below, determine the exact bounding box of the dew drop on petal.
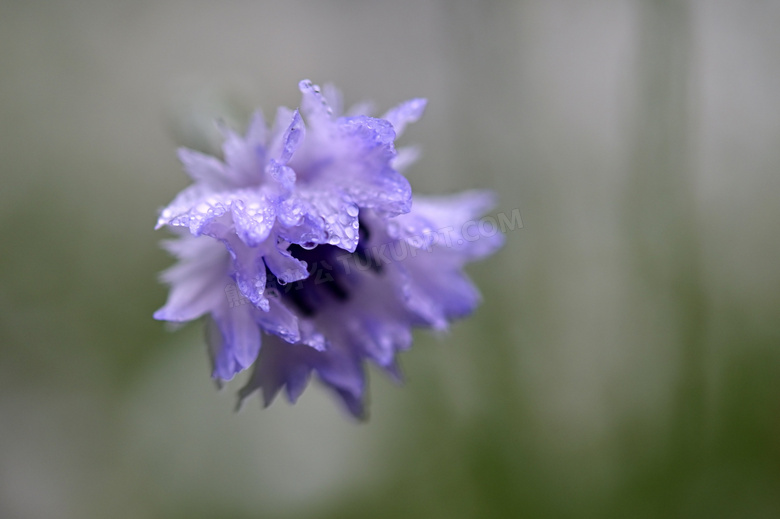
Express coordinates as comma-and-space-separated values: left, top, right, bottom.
387, 221, 399, 237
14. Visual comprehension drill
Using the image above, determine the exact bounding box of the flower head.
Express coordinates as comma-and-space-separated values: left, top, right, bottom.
155, 80, 502, 417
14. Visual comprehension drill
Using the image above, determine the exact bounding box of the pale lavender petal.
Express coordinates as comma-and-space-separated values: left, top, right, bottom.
154, 237, 228, 322
295, 188, 361, 252
298, 79, 333, 122
315, 346, 365, 408
277, 109, 305, 164
254, 296, 300, 344
267, 107, 301, 163
238, 337, 317, 406
177, 148, 227, 188
412, 190, 498, 230
356, 316, 412, 368
391, 145, 422, 173
221, 235, 269, 311
153, 267, 225, 322
219, 112, 266, 186
265, 160, 296, 196
330, 387, 365, 419
262, 244, 309, 283
321, 83, 343, 117
395, 272, 449, 330
208, 301, 261, 381
229, 190, 276, 247
382, 98, 427, 138
245, 110, 267, 147
333, 115, 412, 215
156, 185, 233, 236
276, 214, 328, 246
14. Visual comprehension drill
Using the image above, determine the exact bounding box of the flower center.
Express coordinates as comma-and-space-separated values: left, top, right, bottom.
265, 223, 382, 317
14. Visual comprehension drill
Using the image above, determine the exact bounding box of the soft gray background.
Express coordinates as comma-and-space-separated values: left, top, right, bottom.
2, 1, 779, 518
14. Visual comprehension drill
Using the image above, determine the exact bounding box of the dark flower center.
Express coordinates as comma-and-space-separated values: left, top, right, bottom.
265, 222, 382, 317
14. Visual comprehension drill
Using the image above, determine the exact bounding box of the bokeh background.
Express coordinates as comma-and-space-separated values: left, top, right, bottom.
2, 0, 780, 517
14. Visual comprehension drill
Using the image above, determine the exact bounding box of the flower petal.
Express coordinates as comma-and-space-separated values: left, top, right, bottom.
238, 337, 318, 406
177, 148, 227, 188
262, 243, 309, 283
382, 98, 427, 138
268, 108, 305, 165
154, 237, 228, 322
294, 188, 361, 252
254, 296, 301, 344
229, 190, 276, 247
219, 111, 266, 186
221, 235, 269, 311
333, 115, 412, 215
392, 145, 422, 173
156, 184, 234, 236
299, 79, 333, 122
207, 301, 262, 381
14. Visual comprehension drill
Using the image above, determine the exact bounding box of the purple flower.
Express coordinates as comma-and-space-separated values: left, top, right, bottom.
155, 80, 502, 417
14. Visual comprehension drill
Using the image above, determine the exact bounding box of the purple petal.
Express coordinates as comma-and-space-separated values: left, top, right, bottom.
156, 184, 233, 236
314, 344, 365, 402
262, 244, 309, 283
330, 387, 365, 419
279, 109, 305, 164
254, 296, 301, 344
322, 83, 343, 117
245, 110, 267, 146
267, 108, 305, 167
208, 302, 261, 381
154, 237, 228, 322
265, 160, 296, 196
219, 112, 266, 186
295, 188, 361, 252
332, 116, 412, 215
222, 235, 269, 311
382, 98, 427, 138
408, 267, 481, 322
412, 190, 498, 229
356, 316, 412, 368
229, 190, 276, 247
299, 79, 333, 122
238, 338, 318, 406
392, 145, 422, 173
177, 148, 227, 188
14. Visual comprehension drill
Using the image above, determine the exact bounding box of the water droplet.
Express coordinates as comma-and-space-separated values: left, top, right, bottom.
346, 205, 359, 217
328, 236, 340, 245
302, 241, 317, 250
278, 279, 288, 286
387, 221, 399, 237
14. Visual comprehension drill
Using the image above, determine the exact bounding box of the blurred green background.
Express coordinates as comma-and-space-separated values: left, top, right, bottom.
2, 1, 779, 518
